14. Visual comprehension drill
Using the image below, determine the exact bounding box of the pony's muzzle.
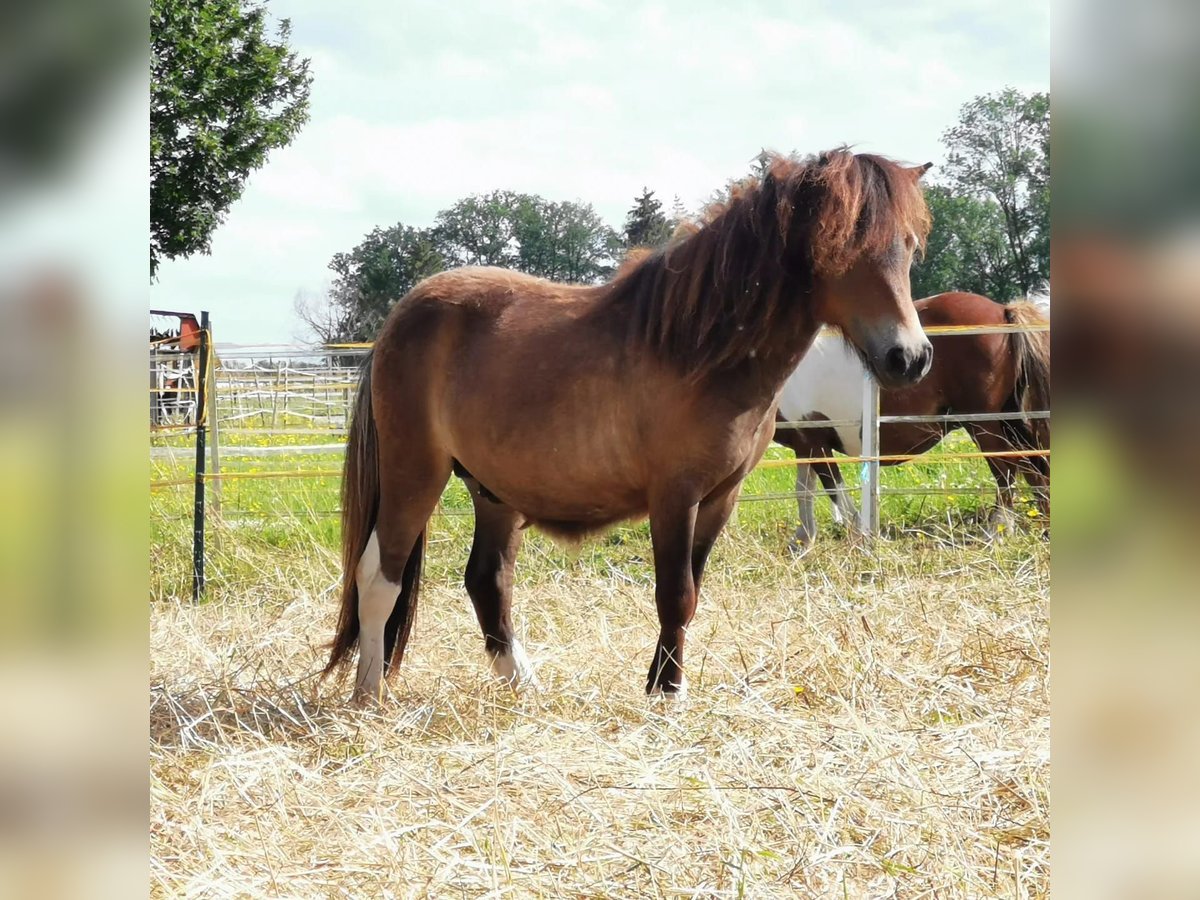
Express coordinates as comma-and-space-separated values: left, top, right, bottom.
878, 339, 932, 387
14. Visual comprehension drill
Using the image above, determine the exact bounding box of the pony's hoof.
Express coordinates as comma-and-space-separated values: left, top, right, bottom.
349, 685, 383, 709
647, 676, 689, 704
490, 639, 537, 692
984, 508, 1018, 541
787, 537, 812, 557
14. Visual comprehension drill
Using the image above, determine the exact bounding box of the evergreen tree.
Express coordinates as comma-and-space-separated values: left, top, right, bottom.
623, 188, 673, 248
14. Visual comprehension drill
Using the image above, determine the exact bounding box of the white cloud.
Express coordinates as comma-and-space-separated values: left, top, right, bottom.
152, 0, 1048, 343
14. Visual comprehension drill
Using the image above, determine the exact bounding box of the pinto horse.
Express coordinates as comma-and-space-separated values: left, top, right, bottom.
774, 291, 1050, 550
325, 150, 933, 703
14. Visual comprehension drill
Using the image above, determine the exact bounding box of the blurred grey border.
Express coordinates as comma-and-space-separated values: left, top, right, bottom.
1056, 0, 1200, 898
0, 1, 147, 898
2, 0, 1198, 894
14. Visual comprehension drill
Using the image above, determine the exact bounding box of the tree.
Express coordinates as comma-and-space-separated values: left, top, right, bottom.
515, 197, 622, 282
299, 192, 622, 343
297, 224, 444, 344
536, 199, 622, 282
669, 195, 689, 229
433, 191, 529, 268
941, 87, 1049, 296
623, 188, 673, 249
437, 191, 621, 283
151, 0, 312, 278
292, 287, 344, 345
911, 186, 1016, 300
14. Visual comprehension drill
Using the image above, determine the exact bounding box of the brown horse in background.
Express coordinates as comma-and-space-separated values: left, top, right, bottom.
774, 291, 1050, 549
325, 149, 934, 703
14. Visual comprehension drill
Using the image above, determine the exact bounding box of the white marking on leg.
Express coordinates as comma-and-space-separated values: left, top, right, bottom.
790, 464, 817, 553
489, 638, 536, 691
353, 530, 404, 704
648, 674, 689, 702
834, 482, 860, 536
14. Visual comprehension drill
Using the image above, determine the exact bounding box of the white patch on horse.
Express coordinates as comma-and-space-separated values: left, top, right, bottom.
777, 331, 866, 458
353, 529, 404, 704
490, 638, 536, 690
648, 674, 689, 702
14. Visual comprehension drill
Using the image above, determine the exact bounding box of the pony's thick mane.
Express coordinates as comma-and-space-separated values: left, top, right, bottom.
606, 149, 931, 377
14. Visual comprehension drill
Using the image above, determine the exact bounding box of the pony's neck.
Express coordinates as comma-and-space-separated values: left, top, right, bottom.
609, 193, 822, 390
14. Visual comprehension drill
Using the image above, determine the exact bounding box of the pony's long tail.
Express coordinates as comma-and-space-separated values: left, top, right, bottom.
324, 355, 379, 677
1005, 300, 1051, 449
319, 355, 370, 676
324, 354, 426, 681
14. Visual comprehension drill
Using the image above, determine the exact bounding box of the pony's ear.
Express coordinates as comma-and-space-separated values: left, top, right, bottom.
914, 162, 933, 178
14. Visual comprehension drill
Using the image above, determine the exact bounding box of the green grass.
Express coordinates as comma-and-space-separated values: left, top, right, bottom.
150, 430, 1045, 604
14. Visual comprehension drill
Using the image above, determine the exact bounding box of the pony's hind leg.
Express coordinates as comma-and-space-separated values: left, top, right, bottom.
463, 481, 534, 690
968, 424, 1018, 540
814, 460, 861, 537
354, 455, 451, 704
1021, 448, 1051, 523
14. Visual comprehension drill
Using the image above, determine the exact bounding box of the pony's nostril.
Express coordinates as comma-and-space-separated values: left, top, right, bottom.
913, 344, 933, 379
885, 346, 906, 377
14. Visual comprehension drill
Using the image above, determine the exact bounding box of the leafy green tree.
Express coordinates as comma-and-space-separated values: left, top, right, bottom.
623, 188, 673, 249
437, 191, 620, 282
433, 191, 529, 268
941, 87, 1049, 296
297, 224, 444, 344
911, 186, 1016, 300
534, 199, 622, 282
300, 192, 622, 343
151, 0, 312, 278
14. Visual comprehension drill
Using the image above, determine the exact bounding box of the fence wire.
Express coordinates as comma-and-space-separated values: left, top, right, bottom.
150, 339, 1048, 521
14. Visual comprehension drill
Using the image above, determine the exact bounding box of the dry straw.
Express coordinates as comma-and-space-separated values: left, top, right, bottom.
151, 529, 1048, 897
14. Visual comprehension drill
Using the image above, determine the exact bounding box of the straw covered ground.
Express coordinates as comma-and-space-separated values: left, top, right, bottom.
150, 503, 1048, 898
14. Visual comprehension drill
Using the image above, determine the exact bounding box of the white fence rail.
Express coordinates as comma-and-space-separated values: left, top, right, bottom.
151, 323, 1049, 537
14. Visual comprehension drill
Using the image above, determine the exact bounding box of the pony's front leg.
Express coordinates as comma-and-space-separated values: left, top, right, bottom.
646, 494, 699, 698
789, 462, 818, 554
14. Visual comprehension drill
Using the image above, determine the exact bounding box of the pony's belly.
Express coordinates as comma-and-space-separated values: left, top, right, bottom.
457, 458, 647, 526
504, 485, 644, 524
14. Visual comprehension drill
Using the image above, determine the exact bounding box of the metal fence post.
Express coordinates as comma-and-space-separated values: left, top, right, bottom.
192, 310, 210, 602
859, 370, 880, 538
208, 342, 221, 520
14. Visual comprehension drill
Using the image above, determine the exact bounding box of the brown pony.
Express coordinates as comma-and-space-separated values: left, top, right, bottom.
325, 150, 933, 703
774, 291, 1050, 549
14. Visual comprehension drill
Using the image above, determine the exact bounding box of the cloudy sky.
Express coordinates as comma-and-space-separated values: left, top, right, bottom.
152, 0, 1049, 344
